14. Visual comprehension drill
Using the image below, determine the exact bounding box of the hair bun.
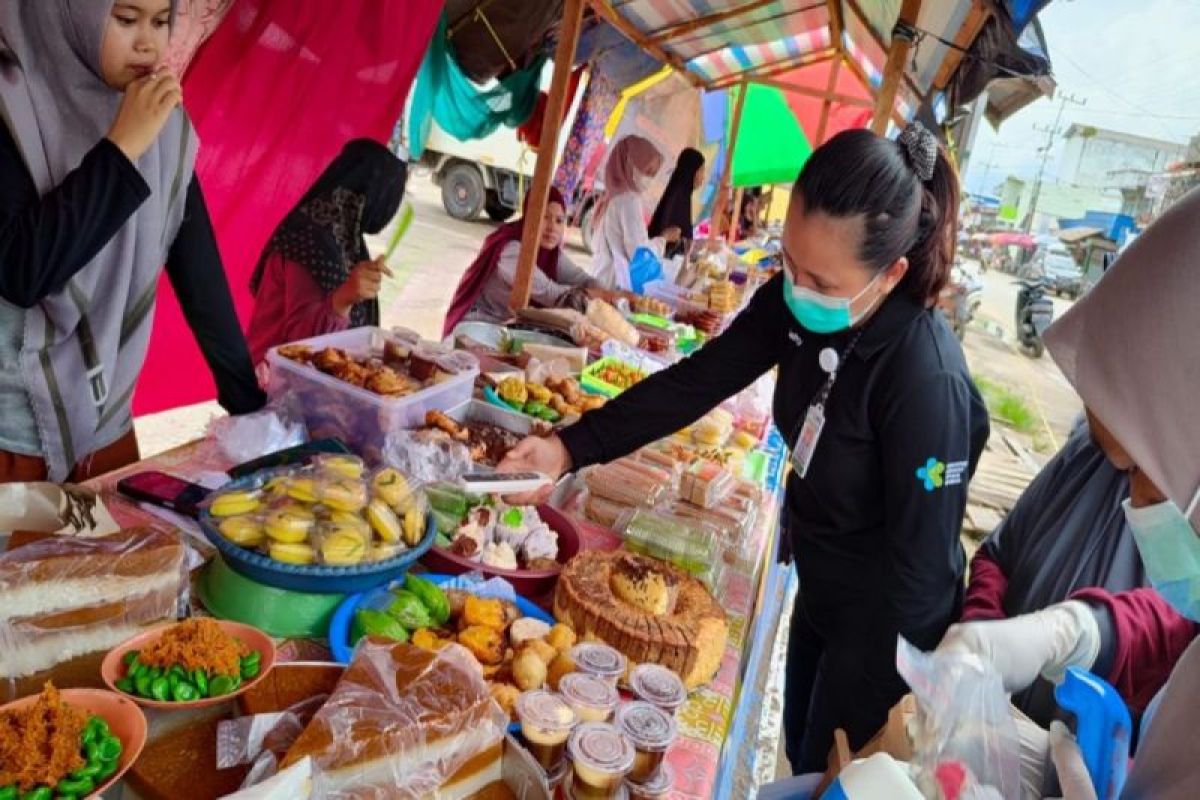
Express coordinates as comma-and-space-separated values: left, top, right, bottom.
898, 122, 937, 182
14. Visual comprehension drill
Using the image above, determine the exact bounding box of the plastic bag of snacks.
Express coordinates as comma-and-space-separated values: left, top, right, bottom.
204, 458, 428, 568
382, 428, 473, 484
207, 398, 307, 464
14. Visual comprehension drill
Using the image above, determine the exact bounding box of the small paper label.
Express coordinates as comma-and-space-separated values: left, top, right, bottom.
790, 403, 826, 479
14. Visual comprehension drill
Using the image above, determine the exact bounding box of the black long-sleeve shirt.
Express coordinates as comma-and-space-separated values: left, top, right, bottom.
562, 273, 990, 648
0, 121, 264, 447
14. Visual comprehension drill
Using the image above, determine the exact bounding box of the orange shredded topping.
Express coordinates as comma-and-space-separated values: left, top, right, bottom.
0, 682, 88, 791
139, 618, 248, 677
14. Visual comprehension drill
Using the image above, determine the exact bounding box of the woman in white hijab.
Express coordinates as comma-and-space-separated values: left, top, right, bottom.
938, 186, 1200, 799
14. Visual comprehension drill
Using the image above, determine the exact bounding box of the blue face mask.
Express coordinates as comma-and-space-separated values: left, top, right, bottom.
781, 268, 883, 334
1124, 491, 1200, 621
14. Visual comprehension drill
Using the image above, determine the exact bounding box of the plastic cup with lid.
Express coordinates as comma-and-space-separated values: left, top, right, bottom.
516, 690, 577, 771
560, 671, 620, 723
567, 721, 636, 800
614, 701, 678, 783
570, 642, 627, 686
625, 764, 674, 800
629, 664, 687, 715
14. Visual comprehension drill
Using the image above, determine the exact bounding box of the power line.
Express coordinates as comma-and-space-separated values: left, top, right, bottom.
1024, 92, 1087, 233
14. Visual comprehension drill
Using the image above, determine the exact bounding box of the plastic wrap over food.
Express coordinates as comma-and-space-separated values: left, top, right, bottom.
220, 757, 312, 800
583, 458, 673, 508
896, 638, 1022, 800
0, 527, 187, 681
383, 429, 472, 485
208, 399, 308, 464
280, 640, 508, 799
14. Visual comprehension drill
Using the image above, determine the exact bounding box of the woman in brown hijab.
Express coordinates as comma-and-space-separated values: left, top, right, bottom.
939, 186, 1200, 798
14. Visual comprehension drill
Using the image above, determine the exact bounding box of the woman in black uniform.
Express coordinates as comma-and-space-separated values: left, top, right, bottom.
499, 123, 989, 769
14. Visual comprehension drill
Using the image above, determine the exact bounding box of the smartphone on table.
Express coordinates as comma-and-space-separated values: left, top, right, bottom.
116, 471, 212, 519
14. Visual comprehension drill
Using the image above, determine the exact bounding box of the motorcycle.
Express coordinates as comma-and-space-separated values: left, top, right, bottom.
939, 263, 983, 342
1014, 277, 1055, 358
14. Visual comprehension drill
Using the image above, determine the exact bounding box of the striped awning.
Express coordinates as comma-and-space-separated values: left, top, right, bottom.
600, 0, 989, 121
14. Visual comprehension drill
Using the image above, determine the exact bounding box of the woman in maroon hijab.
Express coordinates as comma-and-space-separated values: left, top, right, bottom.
443, 187, 620, 335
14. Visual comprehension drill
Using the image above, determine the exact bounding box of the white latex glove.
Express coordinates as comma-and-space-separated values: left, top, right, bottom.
1014, 711, 1051, 800
1048, 721, 1098, 800
937, 601, 1101, 693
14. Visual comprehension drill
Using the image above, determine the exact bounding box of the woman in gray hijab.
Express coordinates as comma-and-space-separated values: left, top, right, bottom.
939, 186, 1200, 799
0, 0, 263, 483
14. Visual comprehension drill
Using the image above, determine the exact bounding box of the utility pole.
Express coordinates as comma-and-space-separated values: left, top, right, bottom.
1023, 92, 1086, 233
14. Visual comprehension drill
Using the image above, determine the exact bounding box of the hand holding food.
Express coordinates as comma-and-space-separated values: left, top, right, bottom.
106, 69, 182, 161
495, 437, 572, 505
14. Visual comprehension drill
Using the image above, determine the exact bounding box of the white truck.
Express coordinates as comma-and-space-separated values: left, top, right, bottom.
416, 121, 536, 222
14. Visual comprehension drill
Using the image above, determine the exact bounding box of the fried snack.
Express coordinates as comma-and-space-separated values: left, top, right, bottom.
509, 618, 552, 646
547, 623, 578, 653
489, 682, 520, 721
513, 649, 548, 691
411, 628, 449, 651
525, 383, 552, 403
517, 638, 557, 666
578, 394, 607, 412
443, 589, 469, 622
462, 595, 507, 631
425, 410, 468, 440
313, 347, 350, 373
277, 344, 314, 363
497, 377, 528, 406
366, 367, 418, 397
546, 652, 576, 690
458, 625, 505, 665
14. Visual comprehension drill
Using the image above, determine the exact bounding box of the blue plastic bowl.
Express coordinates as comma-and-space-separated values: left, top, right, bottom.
198, 475, 436, 594
328, 573, 555, 665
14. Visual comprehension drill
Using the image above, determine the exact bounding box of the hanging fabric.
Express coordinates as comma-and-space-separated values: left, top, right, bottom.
518, 66, 584, 151
407, 13, 546, 159
136, 0, 441, 415
552, 71, 621, 207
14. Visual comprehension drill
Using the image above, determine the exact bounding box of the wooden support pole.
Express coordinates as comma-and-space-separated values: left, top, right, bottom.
508, 0, 586, 310
815, 57, 843, 144
588, 0, 704, 87
728, 186, 745, 243
710, 81, 748, 240
870, 0, 923, 134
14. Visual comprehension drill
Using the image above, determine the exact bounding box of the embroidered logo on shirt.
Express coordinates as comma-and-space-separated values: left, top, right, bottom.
916, 458, 969, 492
788, 330, 804, 347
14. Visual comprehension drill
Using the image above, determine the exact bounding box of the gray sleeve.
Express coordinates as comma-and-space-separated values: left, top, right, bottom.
495, 241, 574, 306
553, 251, 598, 289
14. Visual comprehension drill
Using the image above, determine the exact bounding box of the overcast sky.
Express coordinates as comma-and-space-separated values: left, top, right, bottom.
962, 0, 1200, 195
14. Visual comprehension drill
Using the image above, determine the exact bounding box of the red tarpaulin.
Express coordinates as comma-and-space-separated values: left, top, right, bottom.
135, 0, 441, 415
775, 61, 873, 147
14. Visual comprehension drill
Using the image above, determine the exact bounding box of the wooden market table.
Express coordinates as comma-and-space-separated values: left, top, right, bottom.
66, 431, 791, 800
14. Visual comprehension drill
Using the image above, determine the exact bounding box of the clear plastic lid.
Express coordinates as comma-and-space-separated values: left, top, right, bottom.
570, 643, 627, 681
614, 702, 678, 753
515, 690, 577, 733
567, 722, 635, 776
559, 672, 620, 715
625, 764, 674, 798
629, 665, 687, 712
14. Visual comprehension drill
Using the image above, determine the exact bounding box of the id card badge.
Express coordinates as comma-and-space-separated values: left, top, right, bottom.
790, 403, 826, 479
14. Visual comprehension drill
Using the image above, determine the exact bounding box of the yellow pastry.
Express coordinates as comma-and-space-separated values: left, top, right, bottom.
316, 455, 365, 480
270, 541, 315, 565
402, 504, 425, 546
330, 511, 371, 538
264, 507, 315, 543
372, 468, 413, 510
287, 478, 319, 504
322, 479, 368, 513
368, 543, 405, 562
209, 491, 261, 518
218, 516, 264, 547
321, 528, 367, 565
366, 499, 403, 543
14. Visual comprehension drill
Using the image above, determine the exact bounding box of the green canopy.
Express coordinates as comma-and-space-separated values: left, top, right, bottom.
729, 83, 812, 187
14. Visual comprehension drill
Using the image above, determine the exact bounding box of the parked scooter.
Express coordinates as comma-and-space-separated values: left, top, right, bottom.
1015, 277, 1054, 358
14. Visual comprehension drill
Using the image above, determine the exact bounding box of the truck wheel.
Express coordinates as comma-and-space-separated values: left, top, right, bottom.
484, 193, 514, 222
579, 204, 596, 254
442, 163, 485, 220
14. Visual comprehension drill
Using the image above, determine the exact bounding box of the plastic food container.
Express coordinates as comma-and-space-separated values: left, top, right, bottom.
516, 690, 577, 771
619, 510, 715, 574
625, 764, 673, 800
581, 356, 646, 399
569, 643, 627, 687
614, 702, 678, 783
559, 672, 620, 723
265, 328, 478, 457
567, 722, 635, 800
628, 664, 688, 716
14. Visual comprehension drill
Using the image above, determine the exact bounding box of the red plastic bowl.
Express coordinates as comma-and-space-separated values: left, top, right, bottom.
420, 504, 580, 598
